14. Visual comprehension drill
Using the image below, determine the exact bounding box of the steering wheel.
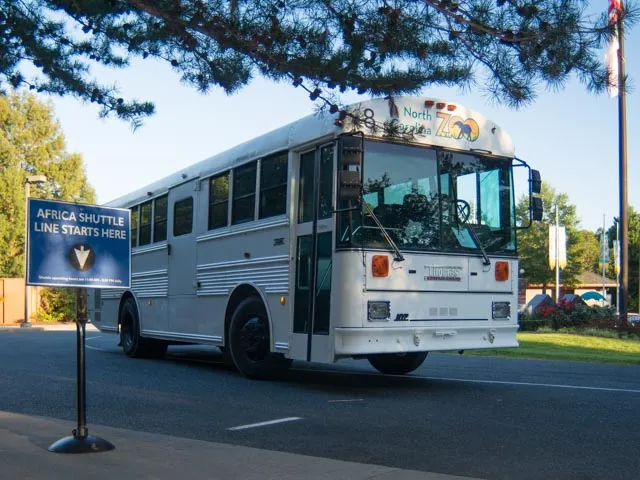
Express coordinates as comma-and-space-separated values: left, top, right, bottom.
455, 199, 471, 223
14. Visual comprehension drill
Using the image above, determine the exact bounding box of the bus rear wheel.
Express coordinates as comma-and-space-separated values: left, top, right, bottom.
228, 296, 290, 379
119, 297, 167, 359
367, 352, 428, 375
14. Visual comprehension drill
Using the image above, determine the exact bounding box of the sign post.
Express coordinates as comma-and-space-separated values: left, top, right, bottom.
25, 198, 130, 454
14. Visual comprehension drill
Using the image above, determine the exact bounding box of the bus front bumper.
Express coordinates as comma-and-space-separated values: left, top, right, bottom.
334, 324, 518, 357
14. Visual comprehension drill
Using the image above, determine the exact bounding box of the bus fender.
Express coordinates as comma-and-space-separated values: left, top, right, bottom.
118, 290, 143, 332
225, 283, 275, 350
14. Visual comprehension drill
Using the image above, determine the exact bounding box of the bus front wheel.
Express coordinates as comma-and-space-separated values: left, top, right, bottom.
228, 297, 291, 379
367, 352, 428, 375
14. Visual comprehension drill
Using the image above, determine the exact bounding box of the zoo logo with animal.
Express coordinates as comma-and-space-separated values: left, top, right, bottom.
435, 112, 480, 142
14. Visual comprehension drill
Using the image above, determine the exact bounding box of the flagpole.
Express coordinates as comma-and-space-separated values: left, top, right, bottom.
556, 202, 560, 303
602, 215, 606, 307
617, 10, 628, 324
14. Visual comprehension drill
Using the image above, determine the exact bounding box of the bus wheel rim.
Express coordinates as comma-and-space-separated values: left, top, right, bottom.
238, 315, 268, 362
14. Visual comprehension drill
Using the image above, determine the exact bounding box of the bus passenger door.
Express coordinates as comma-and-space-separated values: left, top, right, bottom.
167, 181, 199, 334
290, 145, 334, 363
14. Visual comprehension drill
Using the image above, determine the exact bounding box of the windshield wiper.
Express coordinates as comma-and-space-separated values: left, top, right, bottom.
463, 223, 491, 266
361, 201, 405, 262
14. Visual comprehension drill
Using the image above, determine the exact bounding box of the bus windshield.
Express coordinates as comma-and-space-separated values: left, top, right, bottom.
339, 140, 516, 255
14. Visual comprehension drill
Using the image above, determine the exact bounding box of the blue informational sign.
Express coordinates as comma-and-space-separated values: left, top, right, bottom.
27, 199, 130, 289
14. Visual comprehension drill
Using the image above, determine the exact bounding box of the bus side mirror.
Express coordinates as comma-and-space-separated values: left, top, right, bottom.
339, 171, 361, 200
531, 197, 543, 221
530, 169, 541, 194
338, 135, 363, 201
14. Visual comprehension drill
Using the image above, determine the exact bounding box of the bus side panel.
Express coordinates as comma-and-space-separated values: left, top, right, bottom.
188, 296, 227, 340
331, 252, 365, 329
138, 298, 169, 336
131, 244, 169, 332
196, 219, 290, 351
96, 291, 123, 333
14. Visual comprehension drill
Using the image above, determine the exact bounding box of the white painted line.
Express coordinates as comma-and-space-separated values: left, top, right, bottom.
227, 417, 302, 431
295, 368, 640, 394
328, 399, 364, 403
420, 376, 640, 394
86, 335, 103, 340
85, 344, 109, 352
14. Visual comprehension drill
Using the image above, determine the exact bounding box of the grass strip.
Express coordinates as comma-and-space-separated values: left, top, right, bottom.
463, 333, 640, 365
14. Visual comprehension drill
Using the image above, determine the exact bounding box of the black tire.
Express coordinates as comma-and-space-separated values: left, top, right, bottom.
228, 297, 291, 379
119, 297, 167, 359
367, 352, 428, 375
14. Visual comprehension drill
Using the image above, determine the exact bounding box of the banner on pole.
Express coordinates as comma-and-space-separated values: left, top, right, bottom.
598, 231, 610, 270
548, 226, 567, 270
605, 0, 623, 97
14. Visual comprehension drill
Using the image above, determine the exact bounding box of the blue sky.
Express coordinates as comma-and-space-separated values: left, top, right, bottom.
41, 25, 638, 234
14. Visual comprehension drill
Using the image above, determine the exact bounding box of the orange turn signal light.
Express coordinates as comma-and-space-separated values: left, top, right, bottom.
495, 261, 509, 281
372, 255, 389, 277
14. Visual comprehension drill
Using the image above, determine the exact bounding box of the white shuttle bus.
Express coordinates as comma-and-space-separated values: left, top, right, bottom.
89, 96, 542, 378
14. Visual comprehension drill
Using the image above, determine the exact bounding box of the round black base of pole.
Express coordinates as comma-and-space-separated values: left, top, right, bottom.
48, 435, 115, 454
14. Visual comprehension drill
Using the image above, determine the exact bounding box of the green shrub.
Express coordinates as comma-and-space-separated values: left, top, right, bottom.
518, 303, 624, 334
518, 313, 551, 331
35, 288, 75, 323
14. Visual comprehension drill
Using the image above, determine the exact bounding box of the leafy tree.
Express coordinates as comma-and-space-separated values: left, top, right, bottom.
1, 1, 637, 126
35, 287, 77, 322
0, 92, 96, 278
606, 207, 640, 312
573, 228, 600, 275
516, 182, 593, 297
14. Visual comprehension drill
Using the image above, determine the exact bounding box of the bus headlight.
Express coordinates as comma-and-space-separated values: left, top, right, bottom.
492, 302, 511, 320
368, 301, 390, 321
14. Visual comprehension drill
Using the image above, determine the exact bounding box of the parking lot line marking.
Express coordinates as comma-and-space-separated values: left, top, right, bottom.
328, 399, 364, 403
227, 417, 302, 431
295, 368, 640, 394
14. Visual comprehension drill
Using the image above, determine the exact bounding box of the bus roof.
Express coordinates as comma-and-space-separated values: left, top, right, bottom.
106, 96, 514, 208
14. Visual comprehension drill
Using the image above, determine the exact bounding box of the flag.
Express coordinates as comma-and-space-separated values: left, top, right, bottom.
605, 0, 623, 97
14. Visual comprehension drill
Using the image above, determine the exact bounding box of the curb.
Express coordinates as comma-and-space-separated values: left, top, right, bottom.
0, 324, 99, 333
0, 326, 46, 333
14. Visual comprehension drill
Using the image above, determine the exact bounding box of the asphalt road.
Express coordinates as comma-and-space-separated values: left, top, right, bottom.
1, 329, 639, 480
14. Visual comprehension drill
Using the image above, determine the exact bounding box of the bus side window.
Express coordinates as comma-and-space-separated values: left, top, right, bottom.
209, 172, 229, 229
173, 197, 193, 236
130, 205, 139, 248
259, 152, 288, 219
153, 194, 168, 242
232, 161, 257, 225
139, 200, 152, 246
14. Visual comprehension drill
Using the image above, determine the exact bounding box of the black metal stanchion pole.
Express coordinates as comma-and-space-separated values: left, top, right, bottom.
48, 288, 115, 453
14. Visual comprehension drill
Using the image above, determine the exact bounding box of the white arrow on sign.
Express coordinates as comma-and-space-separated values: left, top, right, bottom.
74, 245, 91, 269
